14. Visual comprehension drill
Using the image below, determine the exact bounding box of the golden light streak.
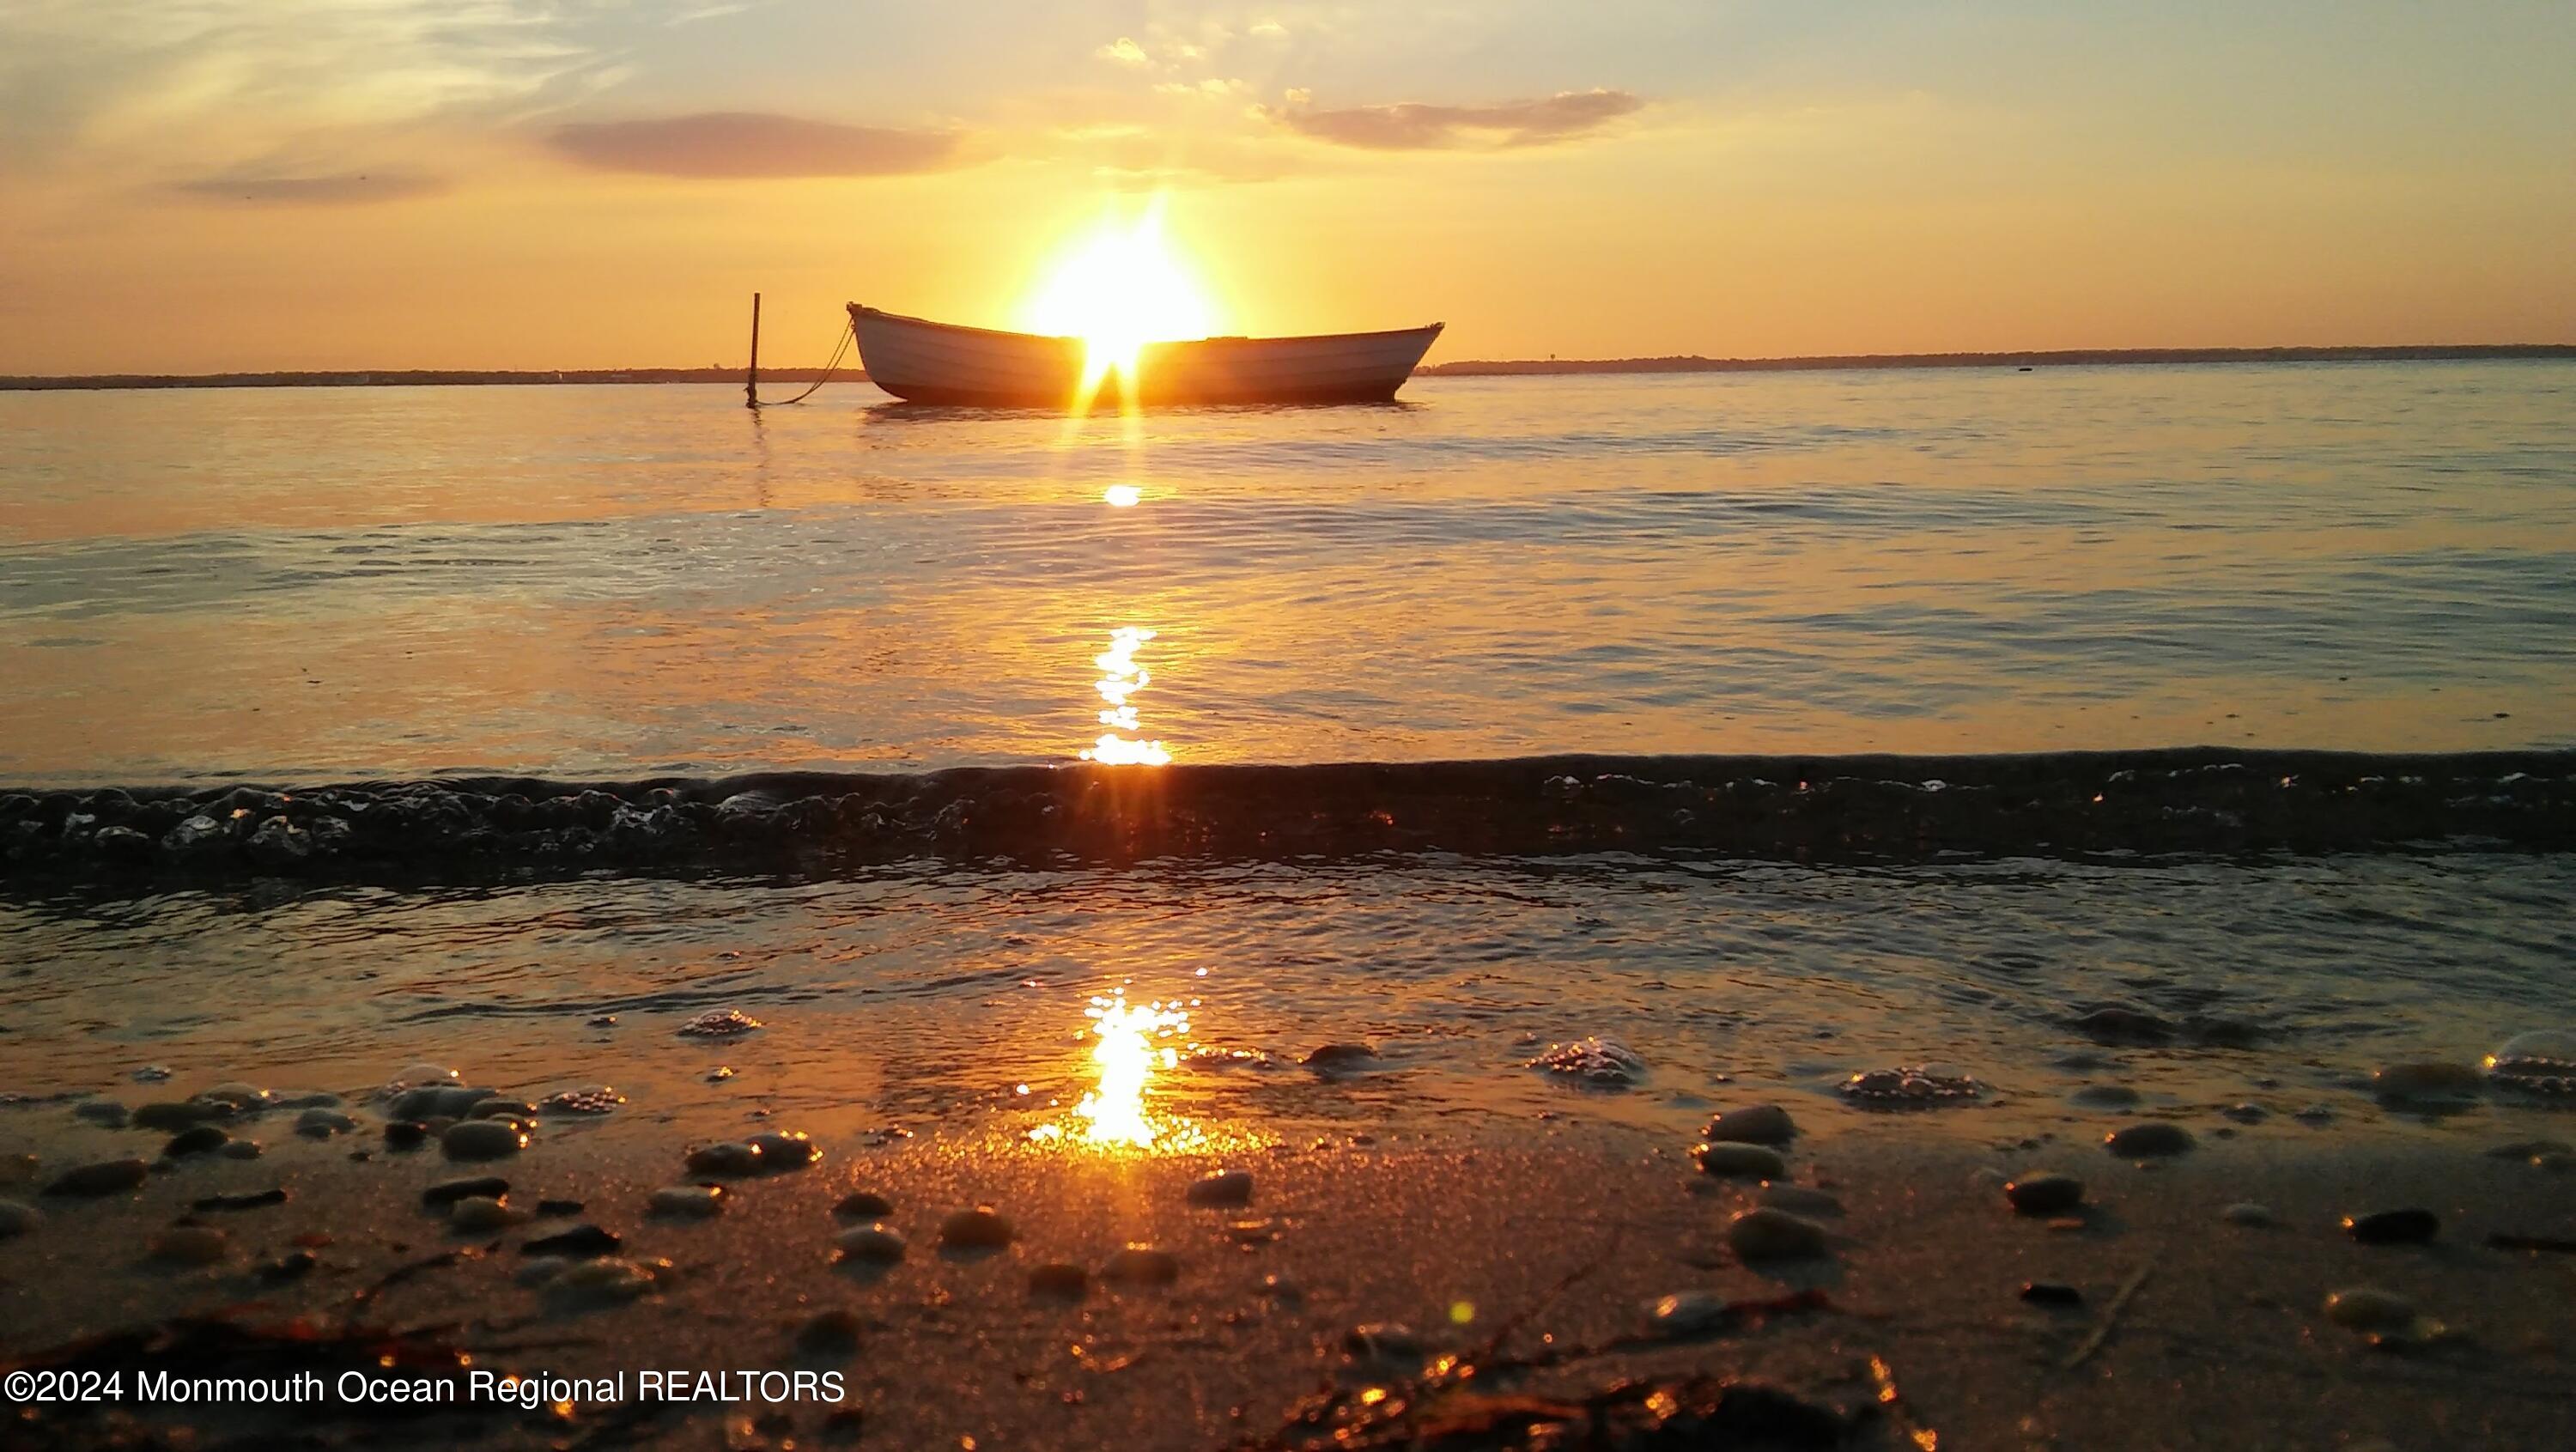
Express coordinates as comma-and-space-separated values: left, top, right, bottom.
1080, 625, 1170, 765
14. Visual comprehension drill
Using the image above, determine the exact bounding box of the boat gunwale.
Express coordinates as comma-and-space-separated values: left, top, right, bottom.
848, 303, 1444, 349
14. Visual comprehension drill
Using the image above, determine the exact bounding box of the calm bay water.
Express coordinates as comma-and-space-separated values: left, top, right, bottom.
4, 363, 2573, 1149
4, 362, 2573, 784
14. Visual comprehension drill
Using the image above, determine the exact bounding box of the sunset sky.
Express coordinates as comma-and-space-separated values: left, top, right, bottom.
3, 0, 2572, 373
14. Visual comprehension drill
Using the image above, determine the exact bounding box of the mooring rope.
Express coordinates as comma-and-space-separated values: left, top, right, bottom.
750, 317, 854, 407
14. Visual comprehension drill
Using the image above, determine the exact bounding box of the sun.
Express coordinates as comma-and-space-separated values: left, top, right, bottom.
1022, 200, 1215, 388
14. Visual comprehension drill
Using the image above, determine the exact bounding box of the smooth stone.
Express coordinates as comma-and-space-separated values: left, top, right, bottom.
449, 1196, 528, 1233
2344, 1208, 2439, 1245
834, 1191, 895, 1220
835, 1224, 908, 1263
131, 1101, 221, 1132
1724, 1206, 1828, 1261
149, 1226, 229, 1266
163, 1126, 229, 1157
391, 1063, 460, 1089
1647, 1291, 1732, 1335
198, 1083, 270, 1109
74, 1101, 131, 1127
938, 1206, 1014, 1249
384, 1121, 428, 1149
0, 1200, 35, 1237
441, 1120, 526, 1160
1757, 1185, 1844, 1217
1187, 1169, 1255, 1206
1705, 1104, 1797, 1145
272, 1092, 343, 1110
2221, 1103, 2269, 1124
748, 1132, 819, 1170
2324, 1286, 2417, 1331
686, 1142, 763, 1177
1028, 1261, 1089, 1297
2104, 1122, 2196, 1157
296, 1108, 358, 1138
422, 1176, 509, 1206
1694, 1142, 1787, 1179
796, 1309, 863, 1353
468, 1098, 538, 1121
43, 1158, 149, 1198
514, 1256, 569, 1287
650, 1185, 725, 1218
2020, 1281, 2085, 1307
547, 1257, 657, 1302
392, 1085, 489, 1120
2070, 1084, 2142, 1109
2372, 1061, 2484, 1100
217, 1140, 262, 1160
2004, 1173, 2086, 1215
1103, 1244, 1181, 1285
524, 1224, 622, 1259
2223, 1202, 2277, 1227
1303, 1042, 1379, 1069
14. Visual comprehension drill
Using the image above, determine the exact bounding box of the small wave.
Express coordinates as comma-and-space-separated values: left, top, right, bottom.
2, 748, 2569, 884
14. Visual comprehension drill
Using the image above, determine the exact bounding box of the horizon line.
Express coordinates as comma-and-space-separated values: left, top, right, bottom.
5, 342, 2573, 392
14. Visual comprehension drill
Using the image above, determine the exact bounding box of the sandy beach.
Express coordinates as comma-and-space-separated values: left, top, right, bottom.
7, 1060, 2574, 1450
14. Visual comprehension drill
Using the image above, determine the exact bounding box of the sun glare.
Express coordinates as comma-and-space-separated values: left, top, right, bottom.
1024, 202, 1215, 389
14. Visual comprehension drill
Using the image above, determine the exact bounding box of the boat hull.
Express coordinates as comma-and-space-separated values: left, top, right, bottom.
848, 305, 1442, 407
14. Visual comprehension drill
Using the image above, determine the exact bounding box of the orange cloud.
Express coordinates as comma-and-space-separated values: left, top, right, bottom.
1273, 88, 1643, 150
170, 170, 447, 204
547, 112, 963, 178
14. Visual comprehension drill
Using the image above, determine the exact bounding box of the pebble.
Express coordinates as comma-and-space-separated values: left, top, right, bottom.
547, 1257, 659, 1303
2324, 1286, 2418, 1331
1303, 1042, 1379, 1070
384, 1121, 428, 1149
747, 1132, 819, 1171
650, 1185, 726, 1218
392, 1085, 489, 1120
2343, 1208, 2439, 1245
43, 1158, 148, 1198
442, 1120, 527, 1160
835, 1224, 908, 1263
219, 1139, 262, 1160
1187, 1169, 1255, 1206
131, 1065, 173, 1083
2221, 1103, 2268, 1124
259, 1250, 318, 1284
937, 1206, 1014, 1250
796, 1309, 863, 1353
2485, 1030, 2576, 1094
516, 1224, 618, 1261
1525, 1036, 1648, 1086
1758, 1185, 1844, 1216
1028, 1262, 1089, 1297
515, 1256, 570, 1287
149, 1226, 230, 1266
0, 1200, 35, 1236
2222, 1202, 2277, 1227
74, 1100, 131, 1127
1704, 1104, 1797, 1145
2070, 1084, 2142, 1109
296, 1108, 358, 1138
1103, 1244, 1181, 1285
687, 1142, 764, 1177
1646, 1291, 1731, 1336
834, 1191, 895, 1220
423, 1176, 509, 1206
2372, 1061, 2484, 1103
2294, 1104, 2335, 1125
449, 1195, 530, 1233
132, 1100, 224, 1132
1694, 1142, 1787, 1179
163, 1126, 229, 1157
191, 1188, 287, 1212
2104, 1122, 2195, 1157
2004, 1173, 2085, 1215
2020, 1282, 2085, 1307
1724, 1206, 1829, 1261
1838, 1066, 1981, 1107
678, 1008, 763, 1038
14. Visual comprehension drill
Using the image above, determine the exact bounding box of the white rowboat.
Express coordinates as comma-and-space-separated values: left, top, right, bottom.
847, 304, 1443, 407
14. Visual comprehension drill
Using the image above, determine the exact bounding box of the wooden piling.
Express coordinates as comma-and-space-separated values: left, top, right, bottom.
744, 291, 762, 409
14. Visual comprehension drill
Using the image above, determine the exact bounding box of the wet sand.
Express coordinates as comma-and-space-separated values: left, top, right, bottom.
7, 1106, 2573, 1449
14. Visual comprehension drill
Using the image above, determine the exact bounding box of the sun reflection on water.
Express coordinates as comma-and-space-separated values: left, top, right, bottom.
1029, 993, 1202, 1151
1080, 625, 1170, 765
1103, 483, 1142, 507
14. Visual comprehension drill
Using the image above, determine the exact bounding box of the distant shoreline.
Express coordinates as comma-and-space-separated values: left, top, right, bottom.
3, 343, 2571, 392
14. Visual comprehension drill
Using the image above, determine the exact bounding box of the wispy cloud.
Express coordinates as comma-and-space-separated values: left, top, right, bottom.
1097, 37, 1149, 66
546, 112, 963, 178
170, 169, 447, 204
1271, 88, 1644, 150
